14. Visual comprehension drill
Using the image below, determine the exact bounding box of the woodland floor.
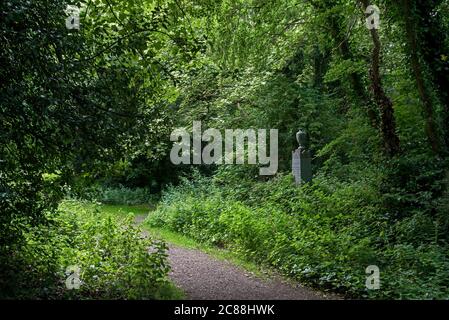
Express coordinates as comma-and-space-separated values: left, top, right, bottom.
134, 214, 339, 300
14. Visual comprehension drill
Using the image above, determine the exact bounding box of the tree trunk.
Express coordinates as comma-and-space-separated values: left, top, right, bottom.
401, 0, 442, 155
412, 0, 449, 153
311, 0, 378, 127
360, 0, 401, 157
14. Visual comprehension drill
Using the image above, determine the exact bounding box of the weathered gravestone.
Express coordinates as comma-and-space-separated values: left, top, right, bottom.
292, 129, 312, 185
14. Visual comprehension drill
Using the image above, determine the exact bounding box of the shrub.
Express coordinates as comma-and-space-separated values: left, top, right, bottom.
67, 183, 154, 206
1, 200, 173, 299
97, 186, 153, 205
146, 170, 449, 299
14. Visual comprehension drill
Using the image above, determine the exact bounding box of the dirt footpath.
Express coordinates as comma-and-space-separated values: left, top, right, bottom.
135, 214, 339, 300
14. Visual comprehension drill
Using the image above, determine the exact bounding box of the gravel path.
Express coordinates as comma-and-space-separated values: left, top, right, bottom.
135, 215, 338, 300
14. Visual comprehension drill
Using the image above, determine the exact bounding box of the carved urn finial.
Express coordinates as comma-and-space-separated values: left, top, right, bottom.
296, 129, 308, 148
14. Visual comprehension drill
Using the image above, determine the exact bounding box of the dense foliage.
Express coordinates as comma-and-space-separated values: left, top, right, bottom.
2, 0, 449, 299
2, 200, 173, 299
147, 168, 449, 299
146, 0, 449, 299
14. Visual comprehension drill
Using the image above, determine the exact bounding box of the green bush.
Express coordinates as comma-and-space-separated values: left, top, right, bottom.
1, 200, 174, 299
67, 184, 154, 206
146, 171, 449, 299
97, 186, 153, 205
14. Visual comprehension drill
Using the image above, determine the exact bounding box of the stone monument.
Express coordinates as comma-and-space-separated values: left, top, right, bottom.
292, 129, 312, 185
